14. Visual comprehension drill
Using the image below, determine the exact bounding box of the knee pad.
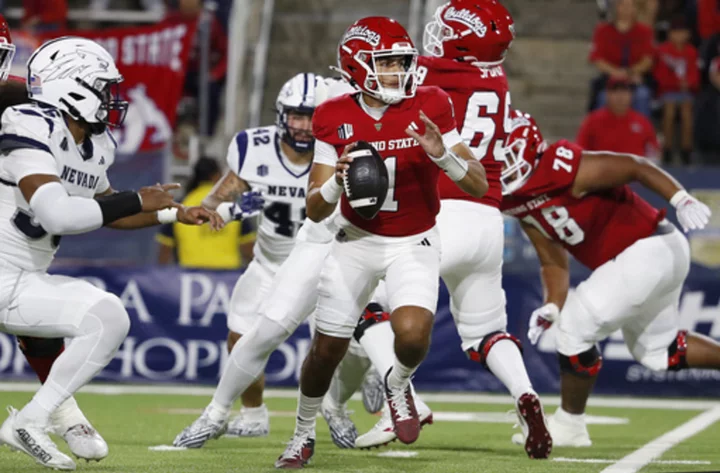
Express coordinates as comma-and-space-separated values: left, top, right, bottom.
466, 331, 522, 368
667, 330, 689, 371
353, 302, 390, 343
17, 336, 64, 357
558, 346, 602, 378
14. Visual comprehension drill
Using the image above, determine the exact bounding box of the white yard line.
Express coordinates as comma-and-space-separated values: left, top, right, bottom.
600, 406, 720, 473
1, 382, 718, 410
553, 458, 710, 465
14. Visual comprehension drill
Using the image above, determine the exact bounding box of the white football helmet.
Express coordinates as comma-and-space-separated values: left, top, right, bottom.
26, 37, 128, 134
275, 72, 325, 153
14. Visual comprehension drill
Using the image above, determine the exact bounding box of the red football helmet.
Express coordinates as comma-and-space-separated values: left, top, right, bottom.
424, 0, 515, 65
0, 15, 15, 81
335, 16, 419, 104
501, 109, 547, 195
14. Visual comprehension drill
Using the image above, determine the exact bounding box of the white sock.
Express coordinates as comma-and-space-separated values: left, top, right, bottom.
212, 318, 290, 408
555, 406, 586, 424
206, 399, 230, 423
295, 393, 321, 436
386, 358, 415, 391
50, 396, 89, 431
241, 404, 268, 421
484, 339, 535, 400
19, 381, 67, 426
359, 321, 395, 378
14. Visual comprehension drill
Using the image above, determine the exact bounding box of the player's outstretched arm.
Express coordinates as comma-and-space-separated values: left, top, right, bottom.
202, 170, 249, 210
97, 185, 225, 230
406, 111, 488, 198
572, 151, 711, 232
16, 171, 177, 235
520, 221, 570, 310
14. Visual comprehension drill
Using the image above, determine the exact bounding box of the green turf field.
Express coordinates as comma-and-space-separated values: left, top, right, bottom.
0, 386, 718, 473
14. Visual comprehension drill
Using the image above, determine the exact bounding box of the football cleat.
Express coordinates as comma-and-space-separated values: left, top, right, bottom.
355, 398, 433, 449
274, 432, 315, 469
225, 405, 270, 438
383, 368, 420, 444
173, 407, 228, 448
320, 397, 357, 449
58, 424, 108, 462
513, 392, 552, 459
51, 397, 108, 461
361, 368, 385, 414
0, 406, 76, 470
547, 407, 592, 447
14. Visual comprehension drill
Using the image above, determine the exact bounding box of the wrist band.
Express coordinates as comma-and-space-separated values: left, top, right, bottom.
320, 176, 343, 203
157, 207, 178, 224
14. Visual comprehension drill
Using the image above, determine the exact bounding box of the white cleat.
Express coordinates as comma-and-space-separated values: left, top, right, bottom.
173, 407, 228, 448
547, 406, 592, 447
57, 424, 108, 462
361, 369, 384, 414
225, 405, 270, 438
0, 407, 76, 470
320, 397, 357, 449
354, 398, 433, 449
51, 397, 108, 462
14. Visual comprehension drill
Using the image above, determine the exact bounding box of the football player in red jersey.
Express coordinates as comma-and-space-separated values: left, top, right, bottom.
501, 110, 720, 448
0, 16, 112, 463
352, 0, 551, 458
274, 16, 488, 468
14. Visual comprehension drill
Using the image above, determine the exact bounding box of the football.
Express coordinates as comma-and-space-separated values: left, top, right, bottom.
342, 141, 389, 220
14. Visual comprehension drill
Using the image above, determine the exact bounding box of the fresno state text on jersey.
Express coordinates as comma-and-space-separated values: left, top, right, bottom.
501, 140, 665, 270
313, 86, 457, 237
418, 56, 509, 208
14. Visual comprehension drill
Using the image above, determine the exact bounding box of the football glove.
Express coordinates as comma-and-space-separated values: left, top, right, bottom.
527, 303, 559, 345
670, 190, 711, 233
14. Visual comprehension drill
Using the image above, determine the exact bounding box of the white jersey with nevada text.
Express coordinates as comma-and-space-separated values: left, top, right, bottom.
0, 103, 115, 271
226, 125, 310, 266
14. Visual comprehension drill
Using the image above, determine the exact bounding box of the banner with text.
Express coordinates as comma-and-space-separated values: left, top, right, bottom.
0, 266, 718, 397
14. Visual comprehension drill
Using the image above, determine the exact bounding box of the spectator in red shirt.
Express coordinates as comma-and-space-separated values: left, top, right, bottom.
697, 0, 720, 41
577, 77, 660, 160
589, 0, 655, 116
654, 18, 699, 165
165, 0, 228, 136
22, 0, 67, 33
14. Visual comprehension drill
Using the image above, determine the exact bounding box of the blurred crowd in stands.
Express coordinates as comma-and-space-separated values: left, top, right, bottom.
589, 0, 720, 166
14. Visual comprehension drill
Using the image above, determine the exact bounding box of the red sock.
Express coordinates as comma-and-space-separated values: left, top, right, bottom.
17, 337, 65, 384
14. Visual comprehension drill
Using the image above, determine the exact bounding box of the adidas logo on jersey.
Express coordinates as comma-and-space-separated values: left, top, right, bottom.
444, 7, 488, 38
338, 124, 354, 140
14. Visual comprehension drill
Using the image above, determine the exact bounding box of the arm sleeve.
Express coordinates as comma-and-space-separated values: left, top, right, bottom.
313, 139, 339, 166
28, 181, 104, 235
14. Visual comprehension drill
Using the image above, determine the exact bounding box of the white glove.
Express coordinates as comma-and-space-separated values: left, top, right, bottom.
671, 190, 711, 232
528, 303, 559, 345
